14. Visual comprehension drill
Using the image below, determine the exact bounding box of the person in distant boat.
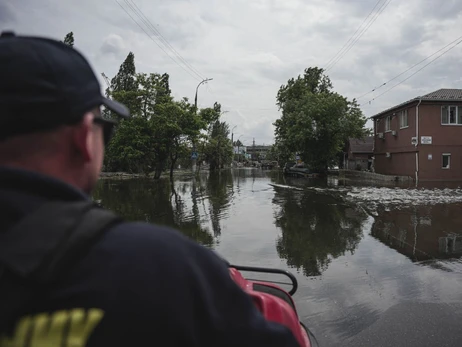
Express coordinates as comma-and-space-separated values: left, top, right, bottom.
0, 32, 299, 347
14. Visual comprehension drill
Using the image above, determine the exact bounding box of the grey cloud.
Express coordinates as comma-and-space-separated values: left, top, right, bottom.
331, 0, 389, 17
100, 34, 126, 56
8, 0, 462, 140
0, 1, 17, 24
417, 0, 462, 18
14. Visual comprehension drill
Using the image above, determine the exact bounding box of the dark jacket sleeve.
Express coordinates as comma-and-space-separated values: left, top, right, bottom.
94, 222, 300, 347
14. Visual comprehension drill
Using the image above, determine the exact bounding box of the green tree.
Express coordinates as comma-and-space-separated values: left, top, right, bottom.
266, 143, 293, 167
63, 32, 74, 47
153, 97, 200, 179
104, 53, 182, 177
274, 67, 368, 173
204, 119, 233, 171
194, 103, 222, 170
104, 53, 146, 172
198, 102, 221, 125
101, 51, 228, 178
111, 52, 137, 92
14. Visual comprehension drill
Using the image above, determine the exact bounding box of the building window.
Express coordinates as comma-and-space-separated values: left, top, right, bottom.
442, 153, 451, 169
385, 116, 391, 131
399, 110, 408, 128
441, 106, 462, 125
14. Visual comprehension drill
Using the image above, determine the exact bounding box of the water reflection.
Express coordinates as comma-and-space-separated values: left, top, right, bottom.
202, 171, 234, 236
92, 170, 462, 346
92, 177, 215, 247
271, 182, 368, 277
371, 203, 462, 262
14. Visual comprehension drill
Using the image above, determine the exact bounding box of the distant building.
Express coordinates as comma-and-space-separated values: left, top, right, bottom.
345, 136, 373, 170
372, 88, 462, 182
233, 146, 246, 155
246, 145, 271, 161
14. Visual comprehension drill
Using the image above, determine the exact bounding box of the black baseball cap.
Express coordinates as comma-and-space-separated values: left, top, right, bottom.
0, 31, 130, 140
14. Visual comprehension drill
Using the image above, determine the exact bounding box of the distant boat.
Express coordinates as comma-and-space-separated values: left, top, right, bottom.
283, 162, 319, 178
260, 160, 279, 170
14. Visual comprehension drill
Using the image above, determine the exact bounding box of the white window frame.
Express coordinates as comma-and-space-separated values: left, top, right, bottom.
441, 106, 462, 125
385, 115, 391, 132
442, 153, 451, 169
399, 109, 408, 129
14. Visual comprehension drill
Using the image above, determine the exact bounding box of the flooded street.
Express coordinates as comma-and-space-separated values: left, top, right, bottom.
93, 169, 462, 346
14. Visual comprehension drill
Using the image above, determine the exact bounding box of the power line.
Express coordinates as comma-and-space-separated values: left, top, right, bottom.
325, 0, 392, 72
326, 0, 392, 72
361, 37, 462, 106
324, 0, 384, 70
121, 0, 203, 80
125, 0, 206, 81
356, 34, 462, 100
116, 0, 201, 81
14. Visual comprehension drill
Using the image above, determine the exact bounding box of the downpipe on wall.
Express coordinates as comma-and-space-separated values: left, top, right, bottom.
415, 98, 422, 186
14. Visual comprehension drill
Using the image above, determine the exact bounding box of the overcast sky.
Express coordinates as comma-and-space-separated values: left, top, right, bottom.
2, 0, 462, 146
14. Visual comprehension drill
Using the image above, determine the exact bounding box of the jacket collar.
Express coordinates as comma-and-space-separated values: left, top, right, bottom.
0, 166, 89, 202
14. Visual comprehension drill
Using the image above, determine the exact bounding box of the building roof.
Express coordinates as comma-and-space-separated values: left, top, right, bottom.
371, 88, 462, 118
348, 136, 373, 154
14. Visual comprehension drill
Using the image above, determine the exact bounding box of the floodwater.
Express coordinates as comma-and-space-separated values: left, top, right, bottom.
93, 169, 462, 346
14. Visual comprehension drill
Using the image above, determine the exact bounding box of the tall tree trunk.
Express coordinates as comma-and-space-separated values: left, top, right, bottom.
170, 154, 177, 180
154, 160, 165, 179
209, 159, 218, 171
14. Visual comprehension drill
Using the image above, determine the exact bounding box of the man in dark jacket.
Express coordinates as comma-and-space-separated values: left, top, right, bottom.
0, 32, 299, 346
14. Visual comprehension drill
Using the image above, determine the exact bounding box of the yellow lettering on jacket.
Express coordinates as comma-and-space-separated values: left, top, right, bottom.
0, 308, 104, 347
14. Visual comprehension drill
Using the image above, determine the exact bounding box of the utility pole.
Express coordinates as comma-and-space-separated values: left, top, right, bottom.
192, 78, 212, 172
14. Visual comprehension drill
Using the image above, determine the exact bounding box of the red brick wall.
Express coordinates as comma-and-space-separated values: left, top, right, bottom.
418, 103, 462, 180
375, 105, 417, 152
418, 146, 462, 181
374, 102, 462, 180
419, 104, 462, 146
375, 151, 415, 178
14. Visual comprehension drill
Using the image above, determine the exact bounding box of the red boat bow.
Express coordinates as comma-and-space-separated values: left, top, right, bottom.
229, 265, 315, 347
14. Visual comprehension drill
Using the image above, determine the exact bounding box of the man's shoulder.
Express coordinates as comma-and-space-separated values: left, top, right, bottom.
76, 219, 231, 312
92, 219, 223, 268
103, 220, 203, 252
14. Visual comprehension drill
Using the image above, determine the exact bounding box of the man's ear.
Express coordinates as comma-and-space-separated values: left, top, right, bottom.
72, 113, 94, 163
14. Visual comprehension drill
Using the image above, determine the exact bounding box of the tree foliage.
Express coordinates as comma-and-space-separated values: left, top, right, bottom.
63, 32, 74, 47
63, 33, 237, 178
204, 118, 233, 171
99, 48, 229, 178
111, 52, 137, 92
274, 67, 369, 172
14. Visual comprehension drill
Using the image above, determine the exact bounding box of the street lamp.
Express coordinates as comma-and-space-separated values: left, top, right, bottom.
192, 78, 212, 172
194, 78, 213, 111
236, 135, 245, 162
231, 125, 237, 144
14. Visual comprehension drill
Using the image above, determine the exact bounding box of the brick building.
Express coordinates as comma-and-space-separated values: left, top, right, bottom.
372, 88, 462, 182
345, 136, 373, 170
